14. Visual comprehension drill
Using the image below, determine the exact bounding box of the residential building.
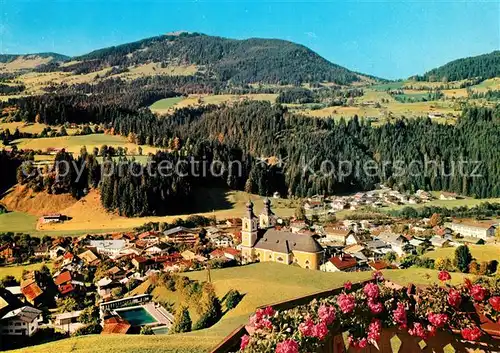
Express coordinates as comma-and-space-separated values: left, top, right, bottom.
320, 254, 357, 272
0, 306, 42, 336
445, 221, 497, 240
89, 240, 128, 258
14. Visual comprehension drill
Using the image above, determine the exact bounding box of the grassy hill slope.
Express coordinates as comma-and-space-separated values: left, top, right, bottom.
13, 263, 474, 353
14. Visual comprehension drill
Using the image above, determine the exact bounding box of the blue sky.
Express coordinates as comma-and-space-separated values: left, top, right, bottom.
0, 0, 498, 79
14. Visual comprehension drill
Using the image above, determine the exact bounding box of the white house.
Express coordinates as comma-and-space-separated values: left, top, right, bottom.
89, 240, 127, 258
1, 306, 42, 336
445, 221, 497, 240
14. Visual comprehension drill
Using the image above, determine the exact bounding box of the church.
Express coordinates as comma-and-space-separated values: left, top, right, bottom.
240, 199, 324, 270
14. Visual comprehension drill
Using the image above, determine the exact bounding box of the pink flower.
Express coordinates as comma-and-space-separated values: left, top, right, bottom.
438, 270, 451, 281
318, 304, 336, 325
372, 271, 384, 282
427, 313, 449, 328
240, 334, 250, 350
348, 336, 368, 349
298, 317, 314, 337
447, 289, 462, 308
312, 321, 328, 340
461, 327, 482, 341
275, 339, 299, 353
393, 302, 407, 329
408, 322, 428, 340
489, 296, 500, 312
344, 281, 352, 291
363, 283, 380, 299
368, 300, 384, 314
470, 284, 488, 302
368, 319, 382, 342
249, 306, 275, 330
337, 293, 356, 314
262, 306, 276, 317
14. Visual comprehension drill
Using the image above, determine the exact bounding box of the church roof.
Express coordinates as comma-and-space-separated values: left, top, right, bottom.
254, 229, 323, 254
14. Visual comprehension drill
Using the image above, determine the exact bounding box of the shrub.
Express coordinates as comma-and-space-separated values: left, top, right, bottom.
72, 323, 102, 336
140, 326, 154, 335
454, 245, 472, 273
225, 289, 242, 310
170, 306, 192, 334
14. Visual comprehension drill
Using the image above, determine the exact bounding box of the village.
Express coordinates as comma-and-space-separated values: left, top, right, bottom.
0, 194, 498, 349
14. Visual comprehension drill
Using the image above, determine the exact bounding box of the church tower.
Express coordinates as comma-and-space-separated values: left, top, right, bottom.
241, 200, 258, 248
259, 197, 276, 229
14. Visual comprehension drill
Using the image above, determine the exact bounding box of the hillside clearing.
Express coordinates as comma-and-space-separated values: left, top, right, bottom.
0, 262, 52, 280
425, 244, 500, 265
11, 133, 158, 155
34, 188, 296, 233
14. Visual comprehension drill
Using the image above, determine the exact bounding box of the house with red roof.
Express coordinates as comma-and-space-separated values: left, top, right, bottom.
320, 254, 358, 272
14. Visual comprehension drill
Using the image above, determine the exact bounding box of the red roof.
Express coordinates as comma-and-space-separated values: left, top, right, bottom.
54, 271, 72, 286
368, 260, 390, 271
223, 248, 240, 256
21, 282, 43, 302
58, 283, 75, 295
328, 254, 357, 270
102, 317, 131, 334
210, 249, 225, 258
63, 252, 74, 260
133, 256, 148, 263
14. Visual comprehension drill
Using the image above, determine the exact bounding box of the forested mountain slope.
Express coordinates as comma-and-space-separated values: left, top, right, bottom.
45, 33, 363, 85
420, 51, 500, 82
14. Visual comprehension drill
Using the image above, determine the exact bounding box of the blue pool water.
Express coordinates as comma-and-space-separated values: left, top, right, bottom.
116, 307, 157, 326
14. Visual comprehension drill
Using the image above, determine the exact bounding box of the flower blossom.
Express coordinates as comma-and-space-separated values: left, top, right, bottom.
364, 283, 380, 299
348, 336, 368, 349
249, 306, 275, 331
427, 313, 448, 328
438, 270, 451, 282
240, 334, 250, 350
461, 327, 482, 341
318, 304, 336, 325
489, 296, 500, 312
368, 300, 384, 314
470, 284, 487, 302
275, 339, 299, 353
447, 289, 462, 308
337, 293, 356, 314
298, 317, 315, 337
393, 302, 407, 329
408, 322, 429, 340
368, 319, 382, 342
344, 281, 352, 291
313, 321, 329, 340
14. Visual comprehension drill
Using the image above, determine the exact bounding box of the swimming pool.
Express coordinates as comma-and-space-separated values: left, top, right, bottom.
115, 307, 157, 326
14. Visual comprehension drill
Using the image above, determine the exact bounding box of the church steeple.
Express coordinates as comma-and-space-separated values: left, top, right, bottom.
260, 197, 276, 229
241, 199, 258, 247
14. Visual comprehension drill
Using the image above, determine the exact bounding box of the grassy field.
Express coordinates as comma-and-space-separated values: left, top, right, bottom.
149, 96, 186, 114
425, 244, 500, 264
11, 133, 158, 155
11, 263, 474, 353
0, 122, 79, 135
0, 262, 52, 280
4, 188, 296, 235
384, 195, 500, 211
0, 211, 129, 237
370, 81, 404, 91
